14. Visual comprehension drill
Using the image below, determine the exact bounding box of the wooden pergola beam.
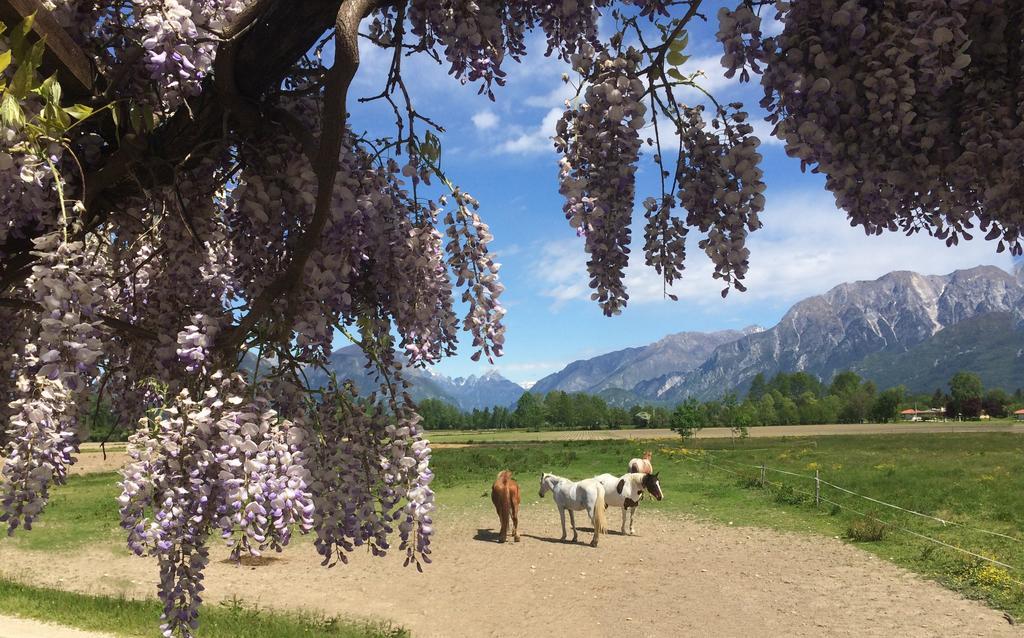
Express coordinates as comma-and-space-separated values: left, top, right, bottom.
0, 0, 93, 96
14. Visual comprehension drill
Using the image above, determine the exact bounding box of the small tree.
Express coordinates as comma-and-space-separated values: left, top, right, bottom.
870, 386, 905, 423
948, 371, 985, 419
671, 398, 705, 442
512, 392, 545, 429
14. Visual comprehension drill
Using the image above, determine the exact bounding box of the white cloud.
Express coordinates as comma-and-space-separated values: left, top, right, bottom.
530, 190, 1015, 315
751, 118, 783, 146
472, 110, 500, 130
762, 14, 785, 37
524, 82, 576, 109
680, 54, 737, 93
495, 108, 562, 155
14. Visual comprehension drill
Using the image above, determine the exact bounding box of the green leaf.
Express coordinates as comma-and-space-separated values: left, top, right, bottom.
141, 104, 154, 132
129, 103, 143, 133
9, 59, 35, 99
669, 30, 689, 53
666, 51, 688, 67
9, 14, 36, 59
0, 93, 25, 128
64, 104, 94, 121
37, 73, 62, 105
667, 68, 686, 82
0, 50, 11, 76
28, 38, 45, 69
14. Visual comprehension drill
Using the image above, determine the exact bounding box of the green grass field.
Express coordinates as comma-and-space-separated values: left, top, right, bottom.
4, 432, 1024, 632
0, 578, 407, 638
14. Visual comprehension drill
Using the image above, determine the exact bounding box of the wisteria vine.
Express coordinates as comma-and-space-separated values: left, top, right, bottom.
2, 1, 1022, 636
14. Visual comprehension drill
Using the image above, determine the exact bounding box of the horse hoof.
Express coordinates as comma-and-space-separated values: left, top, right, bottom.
514, 536, 521, 542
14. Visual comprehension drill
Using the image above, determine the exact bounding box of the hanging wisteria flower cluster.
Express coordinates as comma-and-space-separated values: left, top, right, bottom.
307, 379, 434, 569
119, 370, 315, 634
555, 46, 647, 315
1, 235, 107, 533
721, 0, 1024, 254
2, 1, 1022, 636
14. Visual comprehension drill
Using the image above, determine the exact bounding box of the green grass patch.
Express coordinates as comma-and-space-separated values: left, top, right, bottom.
0, 577, 407, 638
6, 472, 123, 552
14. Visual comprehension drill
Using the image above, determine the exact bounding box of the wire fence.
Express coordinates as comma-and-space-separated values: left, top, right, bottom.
673, 449, 1024, 578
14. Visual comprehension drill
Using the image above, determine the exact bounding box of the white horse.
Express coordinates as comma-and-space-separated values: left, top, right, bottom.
595, 472, 663, 535
538, 473, 607, 546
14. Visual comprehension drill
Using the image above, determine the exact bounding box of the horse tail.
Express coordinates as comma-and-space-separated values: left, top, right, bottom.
496, 469, 512, 483
592, 483, 606, 535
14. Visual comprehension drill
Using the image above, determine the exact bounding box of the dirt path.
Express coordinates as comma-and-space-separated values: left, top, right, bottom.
428, 422, 1022, 444
0, 615, 115, 638
1, 506, 1018, 638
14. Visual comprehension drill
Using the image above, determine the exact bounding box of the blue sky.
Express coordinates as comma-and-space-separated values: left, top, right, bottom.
337, 6, 1018, 385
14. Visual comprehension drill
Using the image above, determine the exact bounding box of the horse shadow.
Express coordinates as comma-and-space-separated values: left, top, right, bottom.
473, 529, 503, 543
474, 527, 622, 544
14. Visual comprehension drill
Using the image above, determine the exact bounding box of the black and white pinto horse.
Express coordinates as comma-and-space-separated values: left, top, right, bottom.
594, 472, 663, 536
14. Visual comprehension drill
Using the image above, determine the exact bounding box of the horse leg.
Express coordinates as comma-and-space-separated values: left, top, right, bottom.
628, 505, 636, 536
588, 504, 599, 547
558, 506, 568, 542
498, 503, 508, 543
620, 506, 627, 535
568, 509, 578, 543
511, 499, 520, 542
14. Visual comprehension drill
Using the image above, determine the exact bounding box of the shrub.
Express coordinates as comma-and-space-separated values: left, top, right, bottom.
737, 475, 762, 490
846, 513, 886, 542
772, 484, 809, 506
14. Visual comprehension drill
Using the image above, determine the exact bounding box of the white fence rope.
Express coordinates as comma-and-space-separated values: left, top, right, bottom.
701, 455, 1024, 546
674, 451, 1024, 576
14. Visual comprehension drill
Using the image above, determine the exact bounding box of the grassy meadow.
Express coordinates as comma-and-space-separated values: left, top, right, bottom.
3, 432, 1024, 632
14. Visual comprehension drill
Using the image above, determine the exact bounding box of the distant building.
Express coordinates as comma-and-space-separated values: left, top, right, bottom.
900, 408, 947, 422
1015, 409, 1024, 421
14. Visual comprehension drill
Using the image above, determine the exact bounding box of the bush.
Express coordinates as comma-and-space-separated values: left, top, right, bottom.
846, 513, 886, 542
772, 484, 809, 506
736, 475, 762, 490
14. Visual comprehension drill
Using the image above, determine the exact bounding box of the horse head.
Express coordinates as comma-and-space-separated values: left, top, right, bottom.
642, 472, 663, 501
643, 450, 652, 460
539, 473, 551, 498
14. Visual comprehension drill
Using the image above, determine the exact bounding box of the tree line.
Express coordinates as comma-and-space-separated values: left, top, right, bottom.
416, 370, 1024, 432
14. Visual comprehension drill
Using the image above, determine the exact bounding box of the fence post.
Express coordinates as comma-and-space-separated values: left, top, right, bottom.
759, 463, 766, 488
815, 469, 821, 507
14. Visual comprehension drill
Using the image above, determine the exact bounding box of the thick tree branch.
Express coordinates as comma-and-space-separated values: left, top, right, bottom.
214, 0, 383, 358
1, 0, 346, 294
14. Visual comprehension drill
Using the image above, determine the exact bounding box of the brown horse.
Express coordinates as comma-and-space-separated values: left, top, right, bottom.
628, 450, 653, 474
491, 470, 521, 543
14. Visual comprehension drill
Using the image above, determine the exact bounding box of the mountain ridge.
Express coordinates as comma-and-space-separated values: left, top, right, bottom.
310, 265, 1022, 409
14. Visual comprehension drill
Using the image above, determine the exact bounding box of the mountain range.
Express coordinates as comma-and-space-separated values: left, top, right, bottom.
311, 265, 1023, 409
304, 345, 525, 411
544, 266, 1024, 402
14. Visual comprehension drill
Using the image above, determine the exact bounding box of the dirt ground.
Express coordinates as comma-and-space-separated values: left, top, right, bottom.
0, 505, 1019, 638
0, 615, 116, 638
